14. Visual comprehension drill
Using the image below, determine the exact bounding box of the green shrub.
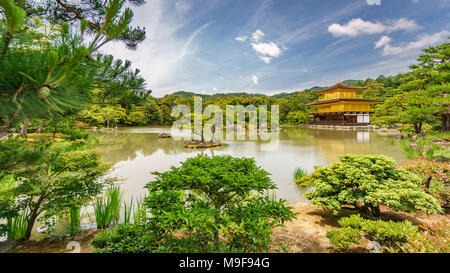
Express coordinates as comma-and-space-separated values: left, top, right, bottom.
395, 221, 449, 253
0, 136, 111, 240
361, 219, 417, 244
401, 158, 449, 207
302, 154, 442, 215
92, 223, 162, 253
327, 215, 419, 252
93, 155, 296, 253
327, 227, 361, 251
337, 214, 364, 229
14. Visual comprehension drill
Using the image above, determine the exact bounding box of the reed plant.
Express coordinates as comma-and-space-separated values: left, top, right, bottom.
122, 198, 133, 225
7, 210, 28, 240
121, 196, 146, 225
69, 206, 81, 232
94, 186, 123, 229
132, 197, 146, 225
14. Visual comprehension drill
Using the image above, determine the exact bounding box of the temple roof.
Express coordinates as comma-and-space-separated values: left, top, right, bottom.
304, 98, 382, 106
315, 82, 367, 93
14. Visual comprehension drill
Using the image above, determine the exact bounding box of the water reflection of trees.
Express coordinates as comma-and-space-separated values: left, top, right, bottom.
92, 132, 227, 163
281, 127, 405, 162
91, 127, 406, 165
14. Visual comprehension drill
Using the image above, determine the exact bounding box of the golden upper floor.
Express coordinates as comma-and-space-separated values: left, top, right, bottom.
319, 89, 363, 101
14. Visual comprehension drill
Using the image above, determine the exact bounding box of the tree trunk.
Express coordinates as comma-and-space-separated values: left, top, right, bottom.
413, 123, 422, 134
107, 114, 110, 129
424, 176, 432, 193
23, 193, 46, 240
36, 120, 45, 134
20, 118, 30, 136
442, 114, 450, 131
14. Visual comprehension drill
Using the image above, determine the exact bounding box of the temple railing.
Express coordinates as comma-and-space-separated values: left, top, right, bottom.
308, 121, 370, 126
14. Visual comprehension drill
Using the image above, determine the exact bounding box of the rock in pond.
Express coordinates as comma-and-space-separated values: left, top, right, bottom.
184, 140, 221, 149
158, 133, 172, 138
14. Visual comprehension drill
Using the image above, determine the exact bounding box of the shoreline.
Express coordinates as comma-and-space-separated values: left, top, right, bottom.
4, 203, 448, 253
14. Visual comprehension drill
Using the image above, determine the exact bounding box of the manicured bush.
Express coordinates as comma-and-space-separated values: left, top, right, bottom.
300, 154, 442, 215
145, 155, 295, 252
327, 215, 419, 252
326, 227, 361, 251
93, 155, 296, 253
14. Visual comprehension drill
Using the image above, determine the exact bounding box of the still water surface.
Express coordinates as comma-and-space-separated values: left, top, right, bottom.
92, 126, 407, 203
18, 126, 407, 239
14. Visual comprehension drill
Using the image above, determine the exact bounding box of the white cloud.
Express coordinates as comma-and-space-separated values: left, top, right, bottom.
379, 30, 449, 55
99, 0, 218, 96
235, 35, 248, 42
251, 42, 282, 58
236, 29, 284, 64
374, 36, 392, 49
178, 21, 213, 60
303, 67, 308, 73
328, 18, 420, 37
252, 29, 265, 42
175, 0, 190, 14
252, 75, 259, 85
259, 56, 272, 64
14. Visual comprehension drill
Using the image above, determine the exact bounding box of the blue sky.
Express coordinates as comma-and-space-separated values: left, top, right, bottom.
101, 0, 450, 97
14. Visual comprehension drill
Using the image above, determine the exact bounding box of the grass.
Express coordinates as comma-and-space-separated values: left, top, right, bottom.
7, 209, 28, 240
94, 186, 123, 229
399, 140, 443, 160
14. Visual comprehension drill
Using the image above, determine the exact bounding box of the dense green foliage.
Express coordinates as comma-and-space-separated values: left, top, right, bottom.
367, 42, 449, 133
0, 134, 111, 239
93, 155, 295, 253
401, 158, 449, 208
327, 214, 419, 252
299, 154, 442, 215
0, 0, 148, 132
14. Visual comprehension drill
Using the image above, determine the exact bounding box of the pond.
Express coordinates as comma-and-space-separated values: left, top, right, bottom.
92, 126, 407, 203
14, 126, 408, 240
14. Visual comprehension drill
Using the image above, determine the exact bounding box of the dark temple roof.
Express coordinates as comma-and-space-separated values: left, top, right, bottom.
315, 82, 367, 93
